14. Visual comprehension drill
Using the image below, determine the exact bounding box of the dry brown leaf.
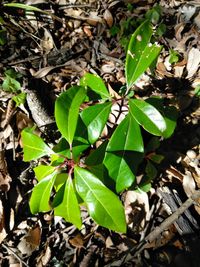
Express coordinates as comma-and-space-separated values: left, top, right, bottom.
37, 245, 51, 266
156, 62, 173, 77
103, 9, 113, 28
0, 149, 12, 192
18, 226, 41, 256
0, 200, 6, 244
26, 0, 47, 4
124, 190, 149, 229
182, 171, 196, 197
83, 26, 92, 37
87, 12, 103, 26
186, 48, 200, 78
0, 124, 13, 140
40, 28, 54, 53
105, 236, 114, 248
16, 111, 33, 133
32, 65, 62, 78
1, 99, 16, 128
25, 226, 41, 248
32, 59, 75, 78
8, 254, 21, 267
174, 65, 184, 77
69, 233, 85, 248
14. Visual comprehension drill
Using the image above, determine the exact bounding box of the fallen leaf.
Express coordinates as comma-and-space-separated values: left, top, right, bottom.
18, 226, 41, 256
69, 233, 85, 248
25, 226, 41, 248
186, 48, 200, 78
124, 190, 149, 229
0, 200, 6, 244
182, 171, 196, 197
103, 9, 113, 28
0, 150, 12, 192
41, 28, 54, 53
37, 245, 51, 266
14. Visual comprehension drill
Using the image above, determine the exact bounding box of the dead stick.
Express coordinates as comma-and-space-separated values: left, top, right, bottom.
117, 189, 200, 265
2, 243, 29, 267
133, 189, 200, 257
145, 189, 200, 243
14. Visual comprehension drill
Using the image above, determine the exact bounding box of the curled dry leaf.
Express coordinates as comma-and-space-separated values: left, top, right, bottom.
32, 65, 63, 79
0, 200, 6, 244
40, 28, 54, 53
83, 26, 92, 37
124, 190, 149, 229
186, 47, 200, 78
1, 99, 16, 129
37, 245, 51, 266
16, 111, 33, 133
69, 233, 85, 248
87, 12, 103, 26
18, 226, 41, 256
103, 9, 113, 28
0, 149, 12, 192
182, 171, 196, 197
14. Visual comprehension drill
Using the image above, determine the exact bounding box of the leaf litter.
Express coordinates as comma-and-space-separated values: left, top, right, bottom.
0, 0, 200, 266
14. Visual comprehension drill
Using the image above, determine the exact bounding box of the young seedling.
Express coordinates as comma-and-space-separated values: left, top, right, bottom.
22, 20, 177, 232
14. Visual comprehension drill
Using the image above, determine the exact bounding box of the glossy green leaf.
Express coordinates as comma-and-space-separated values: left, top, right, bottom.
104, 152, 136, 193
0, 29, 7, 45
29, 171, 57, 214
4, 3, 45, 12
106, 113, 144, 153
138, 179, 152, 192
21, 128, 53, 161
53, 173, 67, 191
145, 160, 157, 179
55, 86, 86, 145
145, 97, 178, 138
54, 175, 82, 229
162, 106, 178, 138
104, 114, 143, 192
85, 140, 108, 166
12, 92, 26, 106
80, 73, 110, 99
80, 102, 112, 144
129, 99, 166, 136
2, 76, 21, 92
34, 165, 55, 182
52, 138, 70, 160
125, 20, 162, 89
148, 153, 164, 164
50, 154, 65, 167
74, 167, 126, 233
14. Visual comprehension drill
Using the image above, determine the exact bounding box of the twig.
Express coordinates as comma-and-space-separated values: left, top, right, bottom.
110, 189, 200, 266
2, 243, 29, 267
134, 189, 200, 256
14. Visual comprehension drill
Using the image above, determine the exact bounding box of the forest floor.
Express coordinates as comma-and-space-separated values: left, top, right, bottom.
0, 0, 200, 266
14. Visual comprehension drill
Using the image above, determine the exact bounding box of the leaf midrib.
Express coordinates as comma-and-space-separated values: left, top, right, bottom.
76, 169, 119, 229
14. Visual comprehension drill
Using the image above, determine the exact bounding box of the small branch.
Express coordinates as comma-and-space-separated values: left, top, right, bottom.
2, 243, 29, 267
111, 189, 200, 266
135, 189, 200, 256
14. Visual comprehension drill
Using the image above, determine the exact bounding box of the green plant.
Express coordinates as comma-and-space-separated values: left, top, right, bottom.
1, 69, 26, 106
22, 20, 177, 233
110, 4, 166, 51
169, 49, 180, 64
194, 84, 200, 97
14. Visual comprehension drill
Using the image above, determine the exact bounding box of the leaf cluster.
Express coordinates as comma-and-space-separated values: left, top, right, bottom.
1, 69, 26, 106
22, 20, 178, 232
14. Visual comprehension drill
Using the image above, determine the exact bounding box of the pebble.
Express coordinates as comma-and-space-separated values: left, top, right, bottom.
186, 150, 197, 159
